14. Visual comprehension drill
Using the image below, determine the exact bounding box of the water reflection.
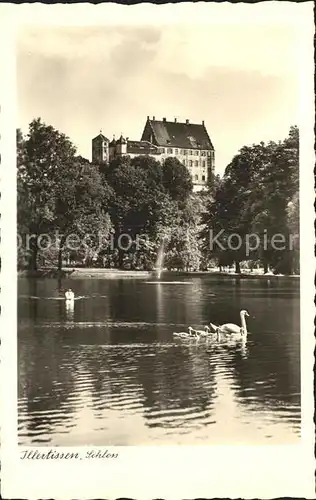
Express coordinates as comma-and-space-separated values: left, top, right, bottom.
19, 331, 78, 440
138, 343, 217, 431
65, 300, 74, 321
18, 276, 300, 445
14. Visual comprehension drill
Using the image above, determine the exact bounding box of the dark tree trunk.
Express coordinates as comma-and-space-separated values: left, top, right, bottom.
29, 237, 38, 271
57, 276, 62, 290
58, 247, 63, 271
57, 235, 66, 271
263, 260, 269, 274
235, 261, 241, 274
118, 248, 124, 269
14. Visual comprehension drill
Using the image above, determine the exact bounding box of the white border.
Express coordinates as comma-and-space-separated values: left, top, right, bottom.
1, 2, 315, 498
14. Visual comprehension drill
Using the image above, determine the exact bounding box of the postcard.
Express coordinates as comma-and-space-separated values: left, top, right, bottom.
0, 1, 315, 498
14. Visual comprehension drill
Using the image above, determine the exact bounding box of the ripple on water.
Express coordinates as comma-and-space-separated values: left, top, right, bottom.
18, 276, 301, 445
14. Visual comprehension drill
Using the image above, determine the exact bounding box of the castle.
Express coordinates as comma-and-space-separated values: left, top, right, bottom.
92, 117, 215, 192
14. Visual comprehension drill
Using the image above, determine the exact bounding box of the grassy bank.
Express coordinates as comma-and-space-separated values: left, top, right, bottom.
18, 268, 74, 278
18, 267, 153, 279
70, 268, 152, 279
18, 267, 299, 280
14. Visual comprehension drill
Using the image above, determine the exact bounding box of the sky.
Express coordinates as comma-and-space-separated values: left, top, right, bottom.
17, 21, 301, 174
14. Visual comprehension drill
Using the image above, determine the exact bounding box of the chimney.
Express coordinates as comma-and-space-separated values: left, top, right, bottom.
202, 120, 205, 125
186, 119, 189, 124
147, 116, 149, 120
174, 118, 177, 123
163, 117, 166, 122
153, 116, 155, 120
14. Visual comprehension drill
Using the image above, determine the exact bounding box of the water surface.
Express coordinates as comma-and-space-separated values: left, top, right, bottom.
18, 275, 300, 445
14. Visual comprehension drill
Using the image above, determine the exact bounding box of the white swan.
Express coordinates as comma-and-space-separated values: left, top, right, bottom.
188, 325, 211, 337
173, 327, 200, 339
211, 310, 250, 339
173, 331, 189, 338
65, 289, 75, 302
209, 322, 218, 333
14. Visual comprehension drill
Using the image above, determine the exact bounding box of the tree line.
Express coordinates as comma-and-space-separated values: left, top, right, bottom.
17, 118, 299, 274
201, 126, 299, 274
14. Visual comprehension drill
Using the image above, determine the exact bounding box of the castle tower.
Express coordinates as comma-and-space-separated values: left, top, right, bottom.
92, 131, 109, 163
116, 135, 127, 156
109, 136, 117, 161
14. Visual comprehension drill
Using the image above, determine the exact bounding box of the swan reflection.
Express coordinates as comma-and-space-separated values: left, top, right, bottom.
65, 300, 74, 321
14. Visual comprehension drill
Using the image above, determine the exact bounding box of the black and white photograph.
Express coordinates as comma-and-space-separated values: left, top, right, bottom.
0, 1, 314, 498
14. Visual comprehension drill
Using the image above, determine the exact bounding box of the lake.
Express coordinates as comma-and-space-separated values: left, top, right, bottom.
18, 274, 300, 446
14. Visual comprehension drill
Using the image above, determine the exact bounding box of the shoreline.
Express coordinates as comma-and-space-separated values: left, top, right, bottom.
18, 268, 300, 280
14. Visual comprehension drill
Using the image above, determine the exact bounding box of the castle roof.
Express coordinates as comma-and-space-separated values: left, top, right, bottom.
116, 135, 127, 144
142, 118, 214, 150
92, 133, 109, 143
127, 140, 161, 156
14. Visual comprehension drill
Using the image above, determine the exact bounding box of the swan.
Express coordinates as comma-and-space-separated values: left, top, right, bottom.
173, 332, 190, 338
173, 327, 200, 339
65, 289, 75, 302
209, 322, 218, 333
210, 310, 250, 339
187, 325, 211, 337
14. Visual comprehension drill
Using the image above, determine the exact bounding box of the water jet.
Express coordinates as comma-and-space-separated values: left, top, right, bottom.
153, 238, 165, 280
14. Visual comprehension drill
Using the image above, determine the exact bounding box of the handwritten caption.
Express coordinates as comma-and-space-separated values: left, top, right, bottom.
20, 449, 119, 461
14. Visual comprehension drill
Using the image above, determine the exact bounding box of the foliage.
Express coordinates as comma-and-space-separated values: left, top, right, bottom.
201, 126, 299, 274
17, 119, 300, 275
162, 157, 193, 202
17, 118, 113, 270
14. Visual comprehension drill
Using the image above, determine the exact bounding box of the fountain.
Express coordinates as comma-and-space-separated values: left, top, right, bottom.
147, 236, 193, 284
153, 239, 165, 280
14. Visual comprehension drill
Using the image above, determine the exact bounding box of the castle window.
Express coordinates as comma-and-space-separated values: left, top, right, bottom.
195, 174, 198, 181
190, 150, 194, 155
160, 148, 165, 153
180, 149, 184, 154
207, 151, 211, 156
175, 149, 179, 155
167, 148, 173, 154
195, 150, 199, 156
202, 175, 206, 181
189, 160, 193, 167
195, 160, 199, 167
184, 150, 188, 155
202, 161, 206, 168
201, 151, 206, 156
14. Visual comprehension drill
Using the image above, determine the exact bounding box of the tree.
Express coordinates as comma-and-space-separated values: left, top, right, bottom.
17, 128, 32, 268
17, 118, 74, 269
162, 157, 193, 202
206, 170, 221, 198
200, 127, 299, 274
286, 191, 299, 274
17, 118, 113, 270
245, 131, 299, 273
103, 155, 200, 270
105, 155, 171, 268
163, 195, 204, 271
53, 160, 113, 269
